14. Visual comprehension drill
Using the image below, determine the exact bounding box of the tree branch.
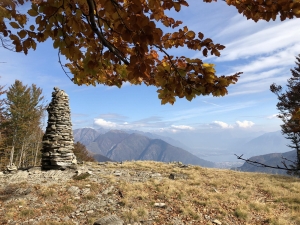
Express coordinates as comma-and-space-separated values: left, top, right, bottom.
235, 154, 299, 172
86, 0, 129, 65
58, 50, 73, 82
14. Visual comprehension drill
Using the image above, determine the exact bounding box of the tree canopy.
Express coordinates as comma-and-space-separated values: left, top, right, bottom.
1, 80, 46, 168
0, 0, 299, 104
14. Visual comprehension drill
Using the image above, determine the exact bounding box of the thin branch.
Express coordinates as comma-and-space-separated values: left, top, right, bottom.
58, 50, 73, 82
86, 0, 129, 65
235, 154, 299, 172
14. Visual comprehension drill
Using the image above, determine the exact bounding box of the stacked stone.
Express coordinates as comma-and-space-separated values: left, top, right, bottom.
41, 87, 77, 170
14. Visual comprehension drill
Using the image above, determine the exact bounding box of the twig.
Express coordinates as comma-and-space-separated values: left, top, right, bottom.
58, 50, 73, 82
235, 154, 299, 172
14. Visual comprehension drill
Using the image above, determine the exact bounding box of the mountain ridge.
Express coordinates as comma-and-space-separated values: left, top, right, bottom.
73, 128, 215, 168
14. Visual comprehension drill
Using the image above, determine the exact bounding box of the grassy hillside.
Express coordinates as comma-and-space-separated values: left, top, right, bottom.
0, 161, 299, 225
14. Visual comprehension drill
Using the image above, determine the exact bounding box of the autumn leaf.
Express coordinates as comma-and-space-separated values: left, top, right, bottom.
186, 31, 195, 39
17, 30, 27, 39
9, 22, 20, 29
10, 0, 293, 104
173, 2, 181, 12
27, 8, 38, 17
198, 32, 204, 40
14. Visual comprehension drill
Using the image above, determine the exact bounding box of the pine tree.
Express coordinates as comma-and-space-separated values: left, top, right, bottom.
270, 54, 300, 176
3, 80, 46, 168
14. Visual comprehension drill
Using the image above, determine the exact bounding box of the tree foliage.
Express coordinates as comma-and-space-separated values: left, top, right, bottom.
1, 80, 46, 169
73, 141, 95, 162
270, 54, 300, 176
1, 1, 299, 104
221, 0, 300, 22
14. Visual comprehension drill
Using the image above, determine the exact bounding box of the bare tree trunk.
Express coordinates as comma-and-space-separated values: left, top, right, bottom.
18, 141, 25, 168
34, 129, 42, 166
9, 145, 14, 166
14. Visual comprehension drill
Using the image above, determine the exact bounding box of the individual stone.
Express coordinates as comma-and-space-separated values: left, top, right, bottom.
153, 203, 166, 207
41, 87, 77, 170
5, 163, 18, 174
212, 219, 222, 225
86, 210, 94, 214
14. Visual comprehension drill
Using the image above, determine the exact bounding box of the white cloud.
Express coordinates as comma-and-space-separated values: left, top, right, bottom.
94, 118, 118, 128
93, 116, 169, 131
158, 128, 178, 133
217, 19, 300, 62
237, 68, 286, 84
227, 89, 265, 96
171, 125, 194, 130
231, 45, 300, 74
212, 121, 233, 129
170, 101, 257, 122
236, 120, 254, 128
228, 75, 289, 96
202, 100, 221, 107
267, 114, 279, 119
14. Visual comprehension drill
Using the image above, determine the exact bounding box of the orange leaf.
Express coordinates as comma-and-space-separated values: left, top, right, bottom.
198, 32, 204, 40
186, 31, 195, 39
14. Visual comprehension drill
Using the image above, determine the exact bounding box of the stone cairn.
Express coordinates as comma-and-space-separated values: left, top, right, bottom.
41, 87, 77, 170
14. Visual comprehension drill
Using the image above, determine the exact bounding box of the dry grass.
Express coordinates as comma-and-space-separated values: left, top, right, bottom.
0, 160, 299, 225
110, 161, 300, 225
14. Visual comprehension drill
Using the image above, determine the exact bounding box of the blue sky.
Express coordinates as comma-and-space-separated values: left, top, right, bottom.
1, 1, 300, 147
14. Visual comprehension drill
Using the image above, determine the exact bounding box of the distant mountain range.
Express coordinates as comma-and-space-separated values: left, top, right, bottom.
73, 128, 215, 168
233, 150, 297, 176
232, 130, 290, 158
187, 130, 291, 162
73, 127, 299, 175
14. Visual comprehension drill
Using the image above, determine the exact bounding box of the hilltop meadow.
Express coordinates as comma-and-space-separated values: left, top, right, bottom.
0, 160, 299, 225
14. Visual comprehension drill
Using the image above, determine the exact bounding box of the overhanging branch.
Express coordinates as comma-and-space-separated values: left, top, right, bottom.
86, 0, 129, 65
235, 154, 299, 172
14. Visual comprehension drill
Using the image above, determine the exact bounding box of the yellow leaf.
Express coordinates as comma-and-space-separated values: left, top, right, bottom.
203, 63, 213, 68
186, 31, 195, 39
9, 22, 20, 29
